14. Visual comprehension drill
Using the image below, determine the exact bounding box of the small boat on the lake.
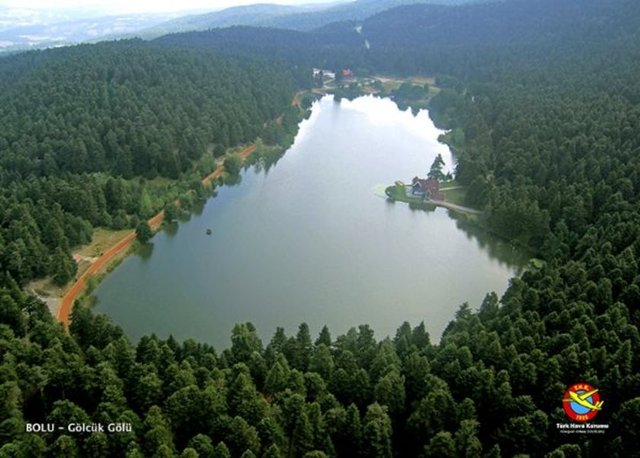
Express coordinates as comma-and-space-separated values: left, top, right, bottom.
206, 228, 212, 235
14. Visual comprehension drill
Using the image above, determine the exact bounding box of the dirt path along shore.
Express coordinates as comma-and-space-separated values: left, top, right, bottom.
57, 144, 256, 328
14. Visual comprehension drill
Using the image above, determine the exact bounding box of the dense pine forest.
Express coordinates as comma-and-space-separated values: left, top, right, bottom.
0, 40, 295, 286
1, 0, 640, 456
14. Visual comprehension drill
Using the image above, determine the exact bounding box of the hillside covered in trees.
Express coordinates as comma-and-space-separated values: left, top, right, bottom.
1, 277, 637, 457
1, 0, 640, 456
143, 0, 475, 37
0, 39, 296, 286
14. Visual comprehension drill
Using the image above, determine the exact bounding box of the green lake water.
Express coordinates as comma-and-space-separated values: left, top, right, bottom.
94, 95, 527, 348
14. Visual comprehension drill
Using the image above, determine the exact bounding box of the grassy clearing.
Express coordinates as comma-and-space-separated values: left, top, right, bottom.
376, 75, 440, 98
381, 80, 399, 93
29, 227, 136, 302
75, 228, 132, 258
440, 187, 467, 206
377, 75, 435, 88
439, 180, 468, 206
28, 277, 67, 299
387, 182, 471, 213
408, 76, 436, 86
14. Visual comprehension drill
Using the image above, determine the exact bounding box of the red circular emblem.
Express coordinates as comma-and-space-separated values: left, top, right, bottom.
562, 383, 602, 422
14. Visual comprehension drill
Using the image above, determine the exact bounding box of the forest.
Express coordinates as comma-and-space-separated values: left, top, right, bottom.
0, 40, 296, 286
1, 0, 640, 456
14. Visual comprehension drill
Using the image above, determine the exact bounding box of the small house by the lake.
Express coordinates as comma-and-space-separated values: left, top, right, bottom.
411, 176, 445, 201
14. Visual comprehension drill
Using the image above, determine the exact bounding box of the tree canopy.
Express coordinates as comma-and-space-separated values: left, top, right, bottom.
0, 39, 295, 286
1, 0, 640, 455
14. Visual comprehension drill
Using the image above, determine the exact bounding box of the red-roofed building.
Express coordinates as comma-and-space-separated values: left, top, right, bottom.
411, 176, 445, 201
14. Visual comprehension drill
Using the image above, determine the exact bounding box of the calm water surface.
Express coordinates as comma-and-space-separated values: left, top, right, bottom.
94, 96, 526, 348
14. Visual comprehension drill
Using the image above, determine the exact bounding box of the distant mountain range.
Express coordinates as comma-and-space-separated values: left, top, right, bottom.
0, 12, 178, 53
152, 0, 640, 78
0, 0, 478, 54
140, 4, 316, 37
0, 5, 106, 31
142, 0, 476, 37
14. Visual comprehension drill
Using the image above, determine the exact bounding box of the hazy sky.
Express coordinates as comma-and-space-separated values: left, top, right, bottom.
0, 0, 339, 15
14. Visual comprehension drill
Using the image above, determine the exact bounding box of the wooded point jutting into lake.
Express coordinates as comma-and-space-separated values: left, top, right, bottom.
1, 0, 640, 456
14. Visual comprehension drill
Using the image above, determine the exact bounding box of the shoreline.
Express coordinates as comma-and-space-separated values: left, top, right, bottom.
56, 144, 256, 328
384, 184, 481, 215
56, 85, 431, 328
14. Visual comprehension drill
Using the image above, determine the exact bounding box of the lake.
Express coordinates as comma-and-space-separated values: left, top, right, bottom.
94, 95, 526, 349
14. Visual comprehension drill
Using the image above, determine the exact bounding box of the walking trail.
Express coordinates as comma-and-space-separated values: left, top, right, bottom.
57, 144, 256, 328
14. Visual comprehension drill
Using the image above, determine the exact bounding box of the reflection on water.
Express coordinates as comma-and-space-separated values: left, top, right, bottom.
407, 201, 437, 213
192, 200, 206, 216
451, 214, 528, 273
94, 95, 527, 349
164, 222, 179, 238
390, 199, 527, 272
136, 243, 155, 261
